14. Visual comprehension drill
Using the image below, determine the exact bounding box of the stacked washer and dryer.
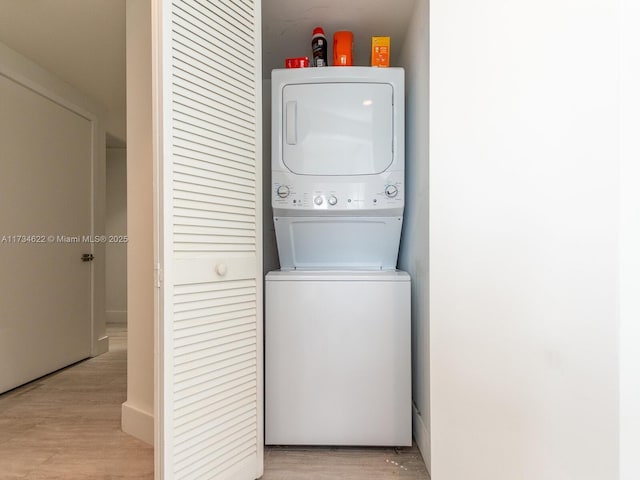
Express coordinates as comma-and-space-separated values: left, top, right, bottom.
265, 67, 411, 446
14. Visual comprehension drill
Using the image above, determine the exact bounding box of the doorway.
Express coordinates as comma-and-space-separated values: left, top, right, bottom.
106, 136, 128, 328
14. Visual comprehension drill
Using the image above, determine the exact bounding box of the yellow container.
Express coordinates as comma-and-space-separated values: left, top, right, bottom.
371, 36, 390, 67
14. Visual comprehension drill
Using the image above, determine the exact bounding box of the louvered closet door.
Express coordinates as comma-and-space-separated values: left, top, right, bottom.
156, 0, 263, 479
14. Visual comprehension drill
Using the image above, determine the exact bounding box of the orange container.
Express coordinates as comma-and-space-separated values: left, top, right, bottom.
371, 36, 390, 67
333, 31, 353, 66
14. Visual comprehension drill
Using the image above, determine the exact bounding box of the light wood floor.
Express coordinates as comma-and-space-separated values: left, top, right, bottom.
0, 325, 429, 479
263, 445, 430, 479
0, 325, 154, 479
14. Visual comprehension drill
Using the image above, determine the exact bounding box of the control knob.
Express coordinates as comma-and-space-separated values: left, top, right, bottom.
314, 196, 324, 206
276, 185, 290, 198
384, 184, 399, 198
328, 195, 338, 206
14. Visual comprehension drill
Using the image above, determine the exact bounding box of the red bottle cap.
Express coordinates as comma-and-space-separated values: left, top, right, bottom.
312, 27, 325, 36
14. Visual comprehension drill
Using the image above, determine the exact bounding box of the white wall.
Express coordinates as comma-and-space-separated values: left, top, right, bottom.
106, 147, 128, 324
619, 0, 640, 477
397, 0, 430, 471
121, 0, 154, 445
430, 1, 619, 478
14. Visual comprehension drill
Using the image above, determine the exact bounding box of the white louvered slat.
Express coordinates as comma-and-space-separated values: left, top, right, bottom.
234, 0, 254, 13
174, 328, 256, 356
173, 364, 256, 411
173, 197, 255, 219
173, 171, 254, 197
173, 138, 255, 170
174, 291, 256, 314
174, 216, 254, 231
174, 309, 257, 331
174, 384, 257, 436
173, 130, 254, 166
173, 108, 254, 146
174, 153, 255, 179
174, 1, 254, 57
174, 312, 257, 333
173, 93, 254, 134
174, 313, 256, 343
172, 65, 254, 114
173, 161, 254, 189
175, 3, 253, 55
175, 393, 257, 443
177, 429, 256, 480
173, 38, 253, 88
173, 189, 254, 212
175, 281, 255, 304
174, 353, 256, 392
174, 182, 255, 205
174, 409, 256, 462
174, 377, 256, 420
159, 0, 262, 478
175, 312, 255, 339
174, 342, 256, 378
175, 336, 255, 367
174, 278, 256, 295
173, 230, 255, 240
173, 110, 254, 145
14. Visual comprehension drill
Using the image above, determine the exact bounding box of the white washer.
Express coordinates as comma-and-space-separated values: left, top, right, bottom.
265, 270, 412, 446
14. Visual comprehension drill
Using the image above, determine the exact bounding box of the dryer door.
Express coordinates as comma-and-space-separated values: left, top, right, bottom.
282, 82, 394, 175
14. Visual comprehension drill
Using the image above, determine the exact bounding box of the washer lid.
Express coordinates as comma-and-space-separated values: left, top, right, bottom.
282, 82, 394, 176
265, 270, 410, 282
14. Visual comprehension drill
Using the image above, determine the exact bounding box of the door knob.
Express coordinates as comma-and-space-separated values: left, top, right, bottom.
82, 253, 94, 262
215, 263, 228, 276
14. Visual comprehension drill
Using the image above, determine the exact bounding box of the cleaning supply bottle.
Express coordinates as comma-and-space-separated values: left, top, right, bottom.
333, 31, 353, 66
311, 27, 328, 67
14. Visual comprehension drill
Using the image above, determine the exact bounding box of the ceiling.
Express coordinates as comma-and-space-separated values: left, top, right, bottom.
0, 0, 418, 143
0, 0, 126, 142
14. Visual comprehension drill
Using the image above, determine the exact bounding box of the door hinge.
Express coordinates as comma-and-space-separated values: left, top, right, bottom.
155, 263, 163, 288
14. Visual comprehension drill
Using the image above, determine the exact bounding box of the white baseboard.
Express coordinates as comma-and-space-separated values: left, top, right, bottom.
92, 335, 109, 357
122, 401, 154, 446
106, 310, 127, 324
413, 404, 431, 475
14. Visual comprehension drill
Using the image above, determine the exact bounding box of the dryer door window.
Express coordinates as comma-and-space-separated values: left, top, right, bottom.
282, 82, 393, 175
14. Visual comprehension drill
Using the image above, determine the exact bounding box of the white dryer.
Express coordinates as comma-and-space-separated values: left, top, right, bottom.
271, 67, 405, 270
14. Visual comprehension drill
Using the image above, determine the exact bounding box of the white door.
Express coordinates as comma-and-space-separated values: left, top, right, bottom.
282, 82, 394, 175
0, 73, 93, 394
154, 0, 263, 479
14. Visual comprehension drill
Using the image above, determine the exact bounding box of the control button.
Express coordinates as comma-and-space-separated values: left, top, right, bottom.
385, 184, 399, 198
314, 196, 324, 206
276, 185, 290, 198
328, 195, 337, 206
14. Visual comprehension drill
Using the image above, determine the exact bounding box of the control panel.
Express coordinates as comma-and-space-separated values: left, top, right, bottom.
272, 172, 404, 214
